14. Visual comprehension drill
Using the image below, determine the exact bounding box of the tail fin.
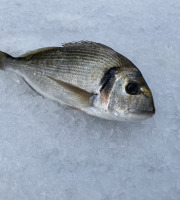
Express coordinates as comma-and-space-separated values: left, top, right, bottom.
0, 51, 12, 70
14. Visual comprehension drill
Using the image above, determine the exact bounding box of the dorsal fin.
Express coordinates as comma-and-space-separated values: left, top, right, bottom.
19, 41, 116, 58
19, 47, 59, 58
62, 41, 115, 52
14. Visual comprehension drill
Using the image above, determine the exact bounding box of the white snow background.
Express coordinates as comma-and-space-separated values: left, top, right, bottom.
0, 0, 180, 200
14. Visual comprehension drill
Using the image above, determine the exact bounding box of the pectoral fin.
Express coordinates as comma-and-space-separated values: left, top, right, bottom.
47, 76, 94, 108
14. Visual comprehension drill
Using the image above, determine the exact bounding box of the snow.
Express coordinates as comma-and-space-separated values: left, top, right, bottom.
0, 0, 180, 199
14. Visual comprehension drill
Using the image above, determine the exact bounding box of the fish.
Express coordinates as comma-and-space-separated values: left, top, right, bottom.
0, 41, 155, 121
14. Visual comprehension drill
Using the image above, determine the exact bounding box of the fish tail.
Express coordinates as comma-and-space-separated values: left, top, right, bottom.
0, 51, 13, 70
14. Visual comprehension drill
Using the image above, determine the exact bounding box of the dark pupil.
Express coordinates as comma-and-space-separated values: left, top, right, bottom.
126, 83, 139, 95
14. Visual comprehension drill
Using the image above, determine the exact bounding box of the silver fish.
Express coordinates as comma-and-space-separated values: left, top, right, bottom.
0, 41, 155, 121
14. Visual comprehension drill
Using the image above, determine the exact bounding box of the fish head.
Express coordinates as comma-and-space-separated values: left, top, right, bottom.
99, 67, 155, 121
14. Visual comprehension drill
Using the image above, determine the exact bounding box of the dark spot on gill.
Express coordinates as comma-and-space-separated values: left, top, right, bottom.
100, 67, 118, 96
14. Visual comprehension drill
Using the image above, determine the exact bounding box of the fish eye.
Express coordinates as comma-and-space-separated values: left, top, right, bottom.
126, 83, 140, 95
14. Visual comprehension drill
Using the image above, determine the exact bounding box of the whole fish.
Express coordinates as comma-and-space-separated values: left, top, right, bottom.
0, 41, 155, 121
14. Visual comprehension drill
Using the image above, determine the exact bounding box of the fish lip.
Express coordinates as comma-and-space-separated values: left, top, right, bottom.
129, 109, 155, 115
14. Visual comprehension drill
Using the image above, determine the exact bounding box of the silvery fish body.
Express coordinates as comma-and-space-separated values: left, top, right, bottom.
0, 41, 155, 121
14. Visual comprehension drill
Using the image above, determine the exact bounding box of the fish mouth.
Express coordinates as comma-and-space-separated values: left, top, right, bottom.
130, 108, 155, 116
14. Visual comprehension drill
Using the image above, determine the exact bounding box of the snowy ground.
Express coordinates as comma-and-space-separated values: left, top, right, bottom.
0, 0, 180, 200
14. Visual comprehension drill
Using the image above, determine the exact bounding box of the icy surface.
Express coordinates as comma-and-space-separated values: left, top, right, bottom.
0, 0, 180, 199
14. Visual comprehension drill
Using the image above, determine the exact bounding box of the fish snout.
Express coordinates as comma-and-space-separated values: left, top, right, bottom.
140, 87, 155, 115
140, 87, 152, 99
